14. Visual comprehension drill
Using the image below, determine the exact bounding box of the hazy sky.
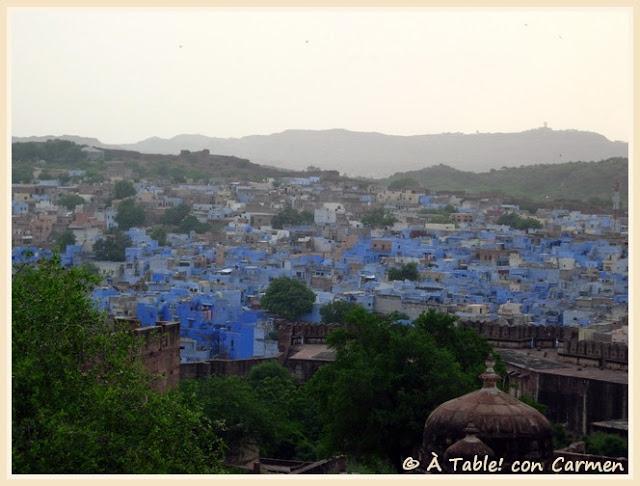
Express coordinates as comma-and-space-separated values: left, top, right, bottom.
10, 7, 633, 144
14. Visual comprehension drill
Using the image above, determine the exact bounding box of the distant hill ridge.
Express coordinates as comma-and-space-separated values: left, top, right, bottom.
385, 158, 628, 206
12, 138, 627, 208
13, 126, 627, 177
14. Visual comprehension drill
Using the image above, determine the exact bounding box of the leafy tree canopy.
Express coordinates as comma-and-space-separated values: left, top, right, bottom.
58, 193, 85, 210
54, 229, 76, 252
387, 178, 423, 191
388, 262, 420, 282
320, 301, 362, 324
552, 423, 570, 450
162, 204, 191, 226
12, 163, 35, 184
520, 395, 547, 415
12, 258, 225, 473
79, 262, 101, 278
260, 277, 315, 321
272, 207, 314, 229
115, 199, 146, 231
178, 215, 210, 234
113, 180, 136, 200
149, 226, 167, 246
93, 231, 131, 262
585, 432, 627, 458
497, 212, 542, 230
181, 363, 316, 461
12, 140, 86, 165
361, 207, 397, 228
306, 308, 493, 469
84, 168, 105, 184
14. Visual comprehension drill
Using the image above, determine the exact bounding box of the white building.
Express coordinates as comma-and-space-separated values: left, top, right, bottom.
314, 207, 337, 225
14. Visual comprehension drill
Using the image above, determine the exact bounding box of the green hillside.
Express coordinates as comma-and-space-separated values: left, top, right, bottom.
386, 158, 628, 209
12, 140, 628, 212
11, 140, 343, 184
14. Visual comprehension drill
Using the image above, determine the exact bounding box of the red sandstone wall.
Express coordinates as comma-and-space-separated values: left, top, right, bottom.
134, 322, 181, 392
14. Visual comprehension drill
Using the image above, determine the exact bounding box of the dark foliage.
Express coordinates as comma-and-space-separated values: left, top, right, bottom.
260, 277, 315, 321
387, 262, 420, 281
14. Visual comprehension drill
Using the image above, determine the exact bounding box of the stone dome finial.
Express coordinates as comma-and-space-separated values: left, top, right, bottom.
479, 354, 500, 389
443, 421, 495, 464
485, 355, 495, 371
463, 422, 479, 436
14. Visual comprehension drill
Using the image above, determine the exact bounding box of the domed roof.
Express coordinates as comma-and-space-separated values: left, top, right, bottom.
444, 423, 495, 460
424, 357, 552, 439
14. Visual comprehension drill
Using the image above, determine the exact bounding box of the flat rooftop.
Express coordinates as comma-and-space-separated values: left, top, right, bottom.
497, 348, 627, 385
591, 420, 629, 432
591, 419, 628, 431
288, 344, 336, 362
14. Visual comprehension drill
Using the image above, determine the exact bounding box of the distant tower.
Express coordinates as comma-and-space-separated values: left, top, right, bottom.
543, 121, 548, 128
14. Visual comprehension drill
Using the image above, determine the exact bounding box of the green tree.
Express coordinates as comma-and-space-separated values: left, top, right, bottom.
113, 180, 136, 199
186, 169, 209, 183
12, 258, 226, 473
247, 362, 317, 459
178, 215, 210, 234
247, 361, 293, 386
93, 231, 130, 261
170, 167, 187, 183
54, 229, 76, 252
387, 262, 420, 281
149, 226, 167, 246
585, 432, 627, 458
361, 207, 397, 228
496, 212, 542, 230
271, 207, 314, 229
552, 423, 570, 450
12, 140, 86, 165
129, 162, 149, 179
320, 301, 362, 324
427, 214, 452, 224
181, 375, 290, 460
115, 199, 146, 230
520, 395, 547, 415
387, 178, 422, 191
162, 204, 191, 226
12, 163, 35, 183
58, 193, 85, 210
385, 311, 411, 322
261, 277, 315, 321
418, 205, 455, 217
84, 168, 105, 184
306, 307, 483, 470
79, 262, 101, 279
154, 160, 170, 177
413, 310, 499, 380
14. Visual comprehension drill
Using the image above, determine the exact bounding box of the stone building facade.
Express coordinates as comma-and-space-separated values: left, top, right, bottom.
499, 348, 627, 436
116, 317, 181, 392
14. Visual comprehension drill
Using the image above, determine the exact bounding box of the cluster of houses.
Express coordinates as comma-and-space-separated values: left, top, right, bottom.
12, 167, 628, 365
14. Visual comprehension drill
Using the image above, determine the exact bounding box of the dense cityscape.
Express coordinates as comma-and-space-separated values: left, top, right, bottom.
11, 139, 628, 473
9, 6, 632, 476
